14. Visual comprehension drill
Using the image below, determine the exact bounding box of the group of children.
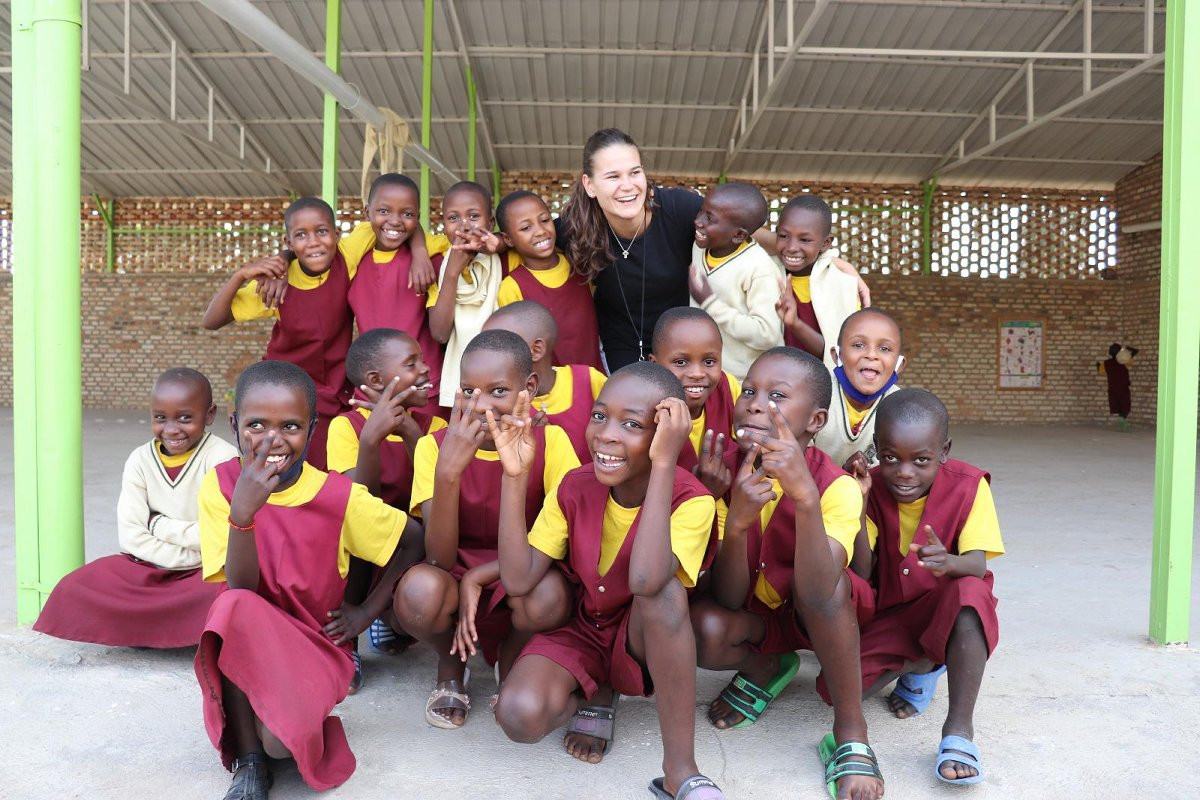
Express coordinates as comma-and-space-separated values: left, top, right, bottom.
35, 176, 1004, 800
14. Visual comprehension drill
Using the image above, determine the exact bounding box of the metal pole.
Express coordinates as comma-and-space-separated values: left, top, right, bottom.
920, 177, 938, 275
420, 0, 433, 229
466, 62, 476, 181
322, 0, 340, 207
1149, 0, 1198, 646
492, 161, 501, 207
92, 193, 116, 273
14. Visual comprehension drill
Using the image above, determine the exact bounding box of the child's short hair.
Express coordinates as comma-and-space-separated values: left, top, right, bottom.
712, 182, 769, 232
837, 307, 903, 348
235, 360, 317, 421
495, 190, 546, 234
651, 306, 719, 353
154, 367, 213, 406
877, 387, 950, 443
488, 300, 558, 346
367, 172, 419, 206
345, 327, 414, 387
759, 346, 832, 410
609, 361, 687, 405
463, 329, 533, 376
780, 194, 833, 238
444, 180, 493, 212
283, 197, 336, 233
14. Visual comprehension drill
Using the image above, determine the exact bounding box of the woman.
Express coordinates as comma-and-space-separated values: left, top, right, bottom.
558, 128, 868, 372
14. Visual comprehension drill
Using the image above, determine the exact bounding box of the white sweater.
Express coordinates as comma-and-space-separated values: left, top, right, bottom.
691, 240, 784, 380
116, 433, 239, 570
813, 380, 900, 468
807, 249, 863, 370
437, 252, 504, 406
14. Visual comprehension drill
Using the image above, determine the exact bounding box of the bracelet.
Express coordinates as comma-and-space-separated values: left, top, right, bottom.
227, 516, 255, 532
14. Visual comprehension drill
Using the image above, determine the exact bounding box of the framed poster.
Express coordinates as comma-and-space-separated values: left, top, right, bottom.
998, 320, 1044, 389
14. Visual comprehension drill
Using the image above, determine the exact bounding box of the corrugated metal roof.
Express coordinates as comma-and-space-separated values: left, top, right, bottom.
0, 0, 1166, 196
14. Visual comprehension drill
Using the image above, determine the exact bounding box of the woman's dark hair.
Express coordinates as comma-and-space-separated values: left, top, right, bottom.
560, 128, 653, 283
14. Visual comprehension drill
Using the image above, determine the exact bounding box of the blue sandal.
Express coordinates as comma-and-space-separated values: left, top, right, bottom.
891, 665, 946, 715
368, 618, 414, 654
936, 735, 985, 785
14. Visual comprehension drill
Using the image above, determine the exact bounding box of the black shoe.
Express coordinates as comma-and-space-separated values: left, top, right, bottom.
223, 753, 272, 800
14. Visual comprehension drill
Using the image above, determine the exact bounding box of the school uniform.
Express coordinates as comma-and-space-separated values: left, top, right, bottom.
195, 459, 407, 791
857, 459, 1004, 691
678, 371, 740, 475
424, 249, 505, 407
781, 249, 860, 369
33, 434, 237, 648
326, 391, 447, 510
410, 424, 580, 662
521, 464, 715, 699
690, 240, 784, 380
532, 365, 607, 462
498, 254, 603, 370
813, 381, 901, 468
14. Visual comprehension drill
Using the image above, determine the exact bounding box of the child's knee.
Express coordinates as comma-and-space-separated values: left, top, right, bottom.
794, 570, 852, 621
393, 564, 454, 631
634, 578, 689, 631
495, 684, 559, 744
690, 601, 732, 666
952, 606, 985, 639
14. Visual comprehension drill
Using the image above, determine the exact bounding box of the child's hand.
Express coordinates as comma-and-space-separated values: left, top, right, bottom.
255, 275, 288, 310
323, 601, 373, 646
239, 254, 288, 282
694, 430, 731, 497
648, 397, 692, 466
775, 276, 798, 327
843, 451, 872, 498
688, 262, 714, 304
739, 402, 817, 505
359, 378, 421, 445
485, 391, 537, 478
726, 445, 777, 532
228, 431, 285, 526
438, 390, 486, 476
911, 525, 950, 576
409, 250, 436, 294
449, 570, 485, 662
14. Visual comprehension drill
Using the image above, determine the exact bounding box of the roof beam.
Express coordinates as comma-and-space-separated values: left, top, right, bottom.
443, 0, 501, 175
938, 54, 1165, 176
778, 46, 1155, 62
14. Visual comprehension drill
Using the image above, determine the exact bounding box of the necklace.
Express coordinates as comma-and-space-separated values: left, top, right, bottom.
608, 212, 645, 260
609, 211, 648, 360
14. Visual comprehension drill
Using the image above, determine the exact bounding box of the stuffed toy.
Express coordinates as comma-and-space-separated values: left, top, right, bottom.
1097, 343, 1137, 430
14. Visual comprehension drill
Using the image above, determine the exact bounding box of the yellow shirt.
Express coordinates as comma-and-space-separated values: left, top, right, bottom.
865, 479, 1005, 559
409, 424, 580, 516
790, 274, 812, 304
689, 372, 741, 458
197, 463, 406, 582
704, 240, 753, 273
533, 365, 608, 415
751, 473, 862, 608
528, 488, 715, 588
156, 445, 193, 469
326, 410, 448, 474
496, 253, 574, 306
845, 397, 869, 432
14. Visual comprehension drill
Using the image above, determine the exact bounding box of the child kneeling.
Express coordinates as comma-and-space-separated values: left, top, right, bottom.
492, 362, 727, 800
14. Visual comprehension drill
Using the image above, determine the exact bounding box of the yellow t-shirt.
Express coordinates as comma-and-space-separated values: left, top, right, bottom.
751, 473, 862, 608
197, 463, 406, 582
533, 365, 608, 415
528, 487, 715, 588
156, 445, 192, 469
497, 253, 575, 307
409, 424, 580, 516
688, 372, 741, 458
845, 397, 869, 432
865, 479, 1005, 559
790, 274, 812, 304
326, 410, 448, 474
704, 240, 752, 273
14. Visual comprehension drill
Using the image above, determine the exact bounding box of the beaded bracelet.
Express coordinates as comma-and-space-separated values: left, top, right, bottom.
227, 516, 255, 532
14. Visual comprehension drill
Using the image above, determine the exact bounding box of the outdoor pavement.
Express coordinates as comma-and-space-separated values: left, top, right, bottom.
1, 409, 1198, 799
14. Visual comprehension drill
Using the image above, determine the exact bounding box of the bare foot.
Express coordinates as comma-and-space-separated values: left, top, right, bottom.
835, 772, 886, 800
563, 686, 615, 764
707, 655, 781, 729
886, 690, 918, 719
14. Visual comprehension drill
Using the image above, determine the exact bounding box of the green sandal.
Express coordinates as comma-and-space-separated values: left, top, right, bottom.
713, 651, 801, 729
818, 733, 884, 799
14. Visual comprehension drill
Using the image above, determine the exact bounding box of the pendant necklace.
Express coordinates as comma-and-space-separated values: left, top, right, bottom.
609, 211, 648, 360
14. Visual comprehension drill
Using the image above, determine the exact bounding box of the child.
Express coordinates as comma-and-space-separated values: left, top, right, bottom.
496, 190, 603, 370
688, 182, 784, 380
491, 362, 727, 800
482, 300, 607, 462
690, 347, 883, 800
202, 197, 375, 470
195, 361, 423, 796
393, 329, 579, 729
853, 388, 1003, 785
774, 195, 861, 368
814, 307, 905, 469
34, 368, 237, 648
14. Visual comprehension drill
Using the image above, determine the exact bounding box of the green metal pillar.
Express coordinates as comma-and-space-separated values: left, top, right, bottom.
919, 176, 938, 275
1149, 0, 1199, 646
92, 194, 116, 273
12, 0, 84, 624
321, 0, 341, 208
466, 63, 477, 181
420, 0, 434, 228
492, 161, 501, 207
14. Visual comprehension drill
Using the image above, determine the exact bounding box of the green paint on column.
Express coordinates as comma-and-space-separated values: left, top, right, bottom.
920, 176, 938, 275
322, 0, 341, 207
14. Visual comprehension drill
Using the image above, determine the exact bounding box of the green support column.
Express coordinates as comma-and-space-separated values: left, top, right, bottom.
420, 0, 434, 228
492, 162, 501, 207
321, 0, 341, 208
466, 63, 477, 181
1149, 0, 1199, 646
919, 176, 938, 275
92, 194, 116, 273
12, 0, 84, 623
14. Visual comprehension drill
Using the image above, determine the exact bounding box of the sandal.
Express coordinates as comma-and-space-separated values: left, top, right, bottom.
891, 665, 946, 716
347, 649, 364, 696
223, 753, 273, 800
647, 774, 726, 799
935, 734, 985, 785
425, 670, 471, 730
818, 733, 884, 800
713, 650, 800, 729
565, 693, 621, 756
368, 618, 414, 655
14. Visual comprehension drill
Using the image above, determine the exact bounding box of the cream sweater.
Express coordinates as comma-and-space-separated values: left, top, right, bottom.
116, 433, 238, 570
813, 380, 900, 468
691, 240, 784, 380
806, 249, 863, 370
437, 252, 504, 406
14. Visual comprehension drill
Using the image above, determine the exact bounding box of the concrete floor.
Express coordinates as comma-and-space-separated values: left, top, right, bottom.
1, 409, 1198, 799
